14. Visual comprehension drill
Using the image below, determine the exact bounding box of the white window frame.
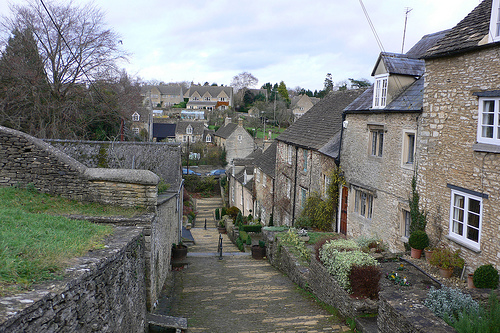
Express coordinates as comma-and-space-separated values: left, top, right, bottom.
489, 0, 500, 42
301, 187, 307, 209
303, 149, 308, 172
402, 209, 411, 239
206, 135, 211, 143
132, 127, 140, 134
477, 97, 500, 145
286, 177, 291, 199
186, 126, 193, 135
132, 112, 140, 122
372, 74, 388, 109
402, 130, 416, 168
287, 145, 293, 164
448, 189, 482, 251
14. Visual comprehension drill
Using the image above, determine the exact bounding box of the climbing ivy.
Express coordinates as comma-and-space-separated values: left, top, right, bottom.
409, 174, 427, 234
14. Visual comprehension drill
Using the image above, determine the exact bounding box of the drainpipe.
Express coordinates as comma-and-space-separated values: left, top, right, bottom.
292, 145, 299, 225
176, 179, 185, 243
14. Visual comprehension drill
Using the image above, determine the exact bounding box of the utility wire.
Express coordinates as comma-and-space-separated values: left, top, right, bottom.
359, 0, 385, 53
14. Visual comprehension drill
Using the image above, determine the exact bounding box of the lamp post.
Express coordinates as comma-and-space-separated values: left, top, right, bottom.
261, 111, 266, 150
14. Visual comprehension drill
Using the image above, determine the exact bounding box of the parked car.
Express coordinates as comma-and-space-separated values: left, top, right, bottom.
206, 169, 226, 178
182, 168, 201, 176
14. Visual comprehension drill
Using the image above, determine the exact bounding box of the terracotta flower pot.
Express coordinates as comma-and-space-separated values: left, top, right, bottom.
468, 274, 476, 288
439, 267, 453, 278
411, 248, 423, 259
425, 249, 434, 264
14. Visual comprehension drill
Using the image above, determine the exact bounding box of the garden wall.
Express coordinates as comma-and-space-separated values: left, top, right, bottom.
0, 227, 147, 333
0, 126, 159, 209
263, 230, 456, 333
45, 139, 182, 190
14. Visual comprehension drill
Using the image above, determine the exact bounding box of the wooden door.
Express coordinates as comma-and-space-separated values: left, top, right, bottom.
340, 186, 348, 235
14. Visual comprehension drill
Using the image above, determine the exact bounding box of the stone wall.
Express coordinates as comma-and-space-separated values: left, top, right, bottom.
0, 227, 147, 333
45, 139, 182, 190
419, 48, 500, 271
0, 126, 159, 209
340, 112, 419, 252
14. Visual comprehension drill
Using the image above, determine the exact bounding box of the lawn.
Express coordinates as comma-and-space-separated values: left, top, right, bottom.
0, 186, 143, 295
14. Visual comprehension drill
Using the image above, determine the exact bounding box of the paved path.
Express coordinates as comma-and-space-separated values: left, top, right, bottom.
156, 196, 351, 333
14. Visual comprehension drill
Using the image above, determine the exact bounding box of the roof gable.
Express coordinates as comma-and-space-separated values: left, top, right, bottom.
214, 123, 238, 138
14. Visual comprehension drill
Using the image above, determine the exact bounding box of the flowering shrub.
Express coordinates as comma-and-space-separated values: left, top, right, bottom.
278, 229, 310, 263
386, 272, 410, 286
319, 248, 379, 291
424, 287, 479, 325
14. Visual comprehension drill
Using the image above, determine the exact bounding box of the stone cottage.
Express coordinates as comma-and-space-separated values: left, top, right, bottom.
214, 117, 256, 164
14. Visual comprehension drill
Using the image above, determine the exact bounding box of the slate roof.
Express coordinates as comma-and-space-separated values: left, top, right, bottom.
153, 123, 176, 139
405, 30, 451, 58
424, 0, 495, 58
276, 89, 367, 150
175, 121, 206, 135
214, 123, 238, 139
255, 141, 277, 178
157, 85, 183, 95
371, 52, 425, 77
186, 85, 233, 98
344, 76, 424, 113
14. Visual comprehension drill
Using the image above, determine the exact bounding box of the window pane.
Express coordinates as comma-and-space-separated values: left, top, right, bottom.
354, 190, 360, 213
469, 198, 480, 214
467, 227, 479, 242
454, 194, 464, 208
378, 132, 384, 157
404, 211, 411, 238
367, 194, 373, 219
371, 132, 377, 155
468, 212, 480, 228
360, 192, 367, 216
453, 221, 463, 235
407, 134, 415, 163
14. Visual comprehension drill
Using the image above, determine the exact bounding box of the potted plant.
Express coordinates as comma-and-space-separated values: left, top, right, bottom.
408, 230, 429, 259
429, 246, 464, 278
217, 220, 227, 234
251, 240, 266, 260
424, 246, 435, 264
171, 242, 188, 261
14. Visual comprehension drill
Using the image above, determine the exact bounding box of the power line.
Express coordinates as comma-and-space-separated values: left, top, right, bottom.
358, 0, 385, 53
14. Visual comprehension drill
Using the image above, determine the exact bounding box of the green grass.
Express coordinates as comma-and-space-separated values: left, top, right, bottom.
0, 186, 142, 295
307, 232, 341, 245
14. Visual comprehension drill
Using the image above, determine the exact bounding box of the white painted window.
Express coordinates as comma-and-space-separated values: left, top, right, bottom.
286, 177, 291, 199
132, 112, 140, 122
354, 189, 373, 219
287, 145, 293, 164
402, 210, 411, 238
303, 150, 308, 172
489, 0, 500, 42
206, 135, 211, 143
372, 74, 388, 109
132, 127, 140, 134
449, 189, 482, 251
238, 135, 242, 141
186, 126, 193, 135
204, 97, 211, 101
477, 98, 500, 145
262, 173, 266, 187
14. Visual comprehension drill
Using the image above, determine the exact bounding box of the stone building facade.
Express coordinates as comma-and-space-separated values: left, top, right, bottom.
418, 0, 500, 271
214, 118, 256, 163
254, 142, 277, 225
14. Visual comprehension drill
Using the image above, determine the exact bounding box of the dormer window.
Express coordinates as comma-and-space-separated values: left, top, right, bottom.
373, 74, 388, 109
186, 125, 193, 135
489, 0, 500, 42
132, 112, 140, 122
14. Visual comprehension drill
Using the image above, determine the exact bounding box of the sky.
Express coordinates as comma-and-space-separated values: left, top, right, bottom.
1, 0, 482, 91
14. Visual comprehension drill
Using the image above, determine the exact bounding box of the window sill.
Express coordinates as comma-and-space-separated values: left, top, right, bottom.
446, 235, 481, 253
473, 143, 500, 153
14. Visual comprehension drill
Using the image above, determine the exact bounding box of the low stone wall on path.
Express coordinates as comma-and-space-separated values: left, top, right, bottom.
262, 230, 455, 333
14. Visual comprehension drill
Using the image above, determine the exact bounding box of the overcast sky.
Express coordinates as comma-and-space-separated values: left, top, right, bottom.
2, 0, 482, 91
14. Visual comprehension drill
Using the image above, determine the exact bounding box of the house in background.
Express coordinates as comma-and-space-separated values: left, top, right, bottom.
214, 117, 256, 163
273, 89, 366, 227
185, 85, 233, 111
130, 108, 151, 138
203, 128, 215, 144
340, 30, 447, 252
253, 141, 277, 225
418, 0, 500, 272
142, 85, 184, 108
290, 94, 320, 120
175, 121, 207, 145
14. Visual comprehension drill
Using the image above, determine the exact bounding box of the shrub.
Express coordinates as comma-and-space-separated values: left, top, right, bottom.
227, 206, 240, 220
235, 237, 245, 252
408, 230, 429, 250
430, 246, 464, 269
349, 265, 381, 300
215, 208, 220, 220
221, 207, 227, 216
424, 286, 479, 325
246, 235, 252, 245
452, 292, 500, 333
269, 213, 274, 226
322, 239, 360, 253
295, 216, 313, 229
314, 236, 340, 263
278, 229, 310, 263
258, 240, 266, 248
239, 231, 249, 243
235, 211, 243, 226
239, 224, 262, 233
473, 264, 499, 289
319, 247, 379, 291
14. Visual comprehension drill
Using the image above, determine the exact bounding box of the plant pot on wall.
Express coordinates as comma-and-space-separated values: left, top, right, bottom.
251, 245, 266, 260
468, 274, 475, 288
172, 244, 188, 261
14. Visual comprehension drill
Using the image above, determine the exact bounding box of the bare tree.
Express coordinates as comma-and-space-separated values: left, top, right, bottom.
230, 72, 258, 92
2, 0, 128, 100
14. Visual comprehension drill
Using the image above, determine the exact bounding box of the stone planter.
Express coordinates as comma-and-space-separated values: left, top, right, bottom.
251, 245, 266, 259
172, 245, 188, 261
218, 226, 227, 234
439, 267, 453, 278
410, 248, 423, 259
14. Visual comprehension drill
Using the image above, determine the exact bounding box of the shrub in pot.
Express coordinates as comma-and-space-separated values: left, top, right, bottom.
473, 264, 499, 289
429, 246, 464, 278
408, 230, 429, 258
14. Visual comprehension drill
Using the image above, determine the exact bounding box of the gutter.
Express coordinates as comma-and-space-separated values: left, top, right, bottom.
291, 146, 299, 225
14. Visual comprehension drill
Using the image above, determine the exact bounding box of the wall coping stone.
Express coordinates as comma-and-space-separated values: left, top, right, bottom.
84, 168, 159, 185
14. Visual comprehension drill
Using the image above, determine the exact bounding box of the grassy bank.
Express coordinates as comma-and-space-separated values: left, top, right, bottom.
0, 186, 141, 295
